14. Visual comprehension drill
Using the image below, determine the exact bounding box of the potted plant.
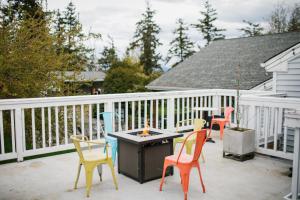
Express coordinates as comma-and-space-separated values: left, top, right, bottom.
223, 64, 255, 161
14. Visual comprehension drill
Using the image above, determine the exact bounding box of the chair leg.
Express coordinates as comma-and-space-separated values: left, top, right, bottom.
74, 163, 82, 189
219, 122, 225, 140
180, 170, 191, 200
159, 161, 169, 191
196, 163, 206, 193
108, 159, 118, 190
111, 143, 118, 165
201, 152, 205, 163
97, 165, 102, 182
84, 164, 95, 197
185, 142, 193, 155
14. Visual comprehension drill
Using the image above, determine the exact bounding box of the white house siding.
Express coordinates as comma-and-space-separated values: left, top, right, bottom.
276, 56, 300, 98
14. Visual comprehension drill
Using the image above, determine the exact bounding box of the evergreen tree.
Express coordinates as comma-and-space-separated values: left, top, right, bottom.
60, 2, 100, 71
166, 18, 195, 67
267, 3, 288, 33
98, 36, 119, 71
129, 3, 162, 75
192, 0, 225, 45
239, 20, 264, 36
288, 4, 300, 32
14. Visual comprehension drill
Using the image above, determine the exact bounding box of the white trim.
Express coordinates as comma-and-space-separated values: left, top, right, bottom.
261, 43, 300, 72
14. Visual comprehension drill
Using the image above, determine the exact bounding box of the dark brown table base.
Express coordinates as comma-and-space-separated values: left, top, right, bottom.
117, 138, 173, 183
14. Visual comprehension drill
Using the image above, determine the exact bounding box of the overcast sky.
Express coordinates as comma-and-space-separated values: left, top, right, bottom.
47, 0, 299, 67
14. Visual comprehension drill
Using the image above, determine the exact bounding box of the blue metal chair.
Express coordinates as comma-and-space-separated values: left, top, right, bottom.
100, 112, 118, 165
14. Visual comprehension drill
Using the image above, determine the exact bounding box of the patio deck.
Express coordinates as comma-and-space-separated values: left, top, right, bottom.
0, 131, 292, 200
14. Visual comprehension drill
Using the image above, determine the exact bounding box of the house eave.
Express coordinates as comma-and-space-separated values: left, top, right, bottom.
261, 43, 300, 72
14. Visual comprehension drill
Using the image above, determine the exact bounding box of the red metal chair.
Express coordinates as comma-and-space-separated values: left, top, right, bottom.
209, 107, 234, 140
159, 130, 207, 200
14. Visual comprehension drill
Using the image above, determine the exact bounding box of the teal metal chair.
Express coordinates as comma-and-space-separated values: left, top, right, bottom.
100, 112, 118, 165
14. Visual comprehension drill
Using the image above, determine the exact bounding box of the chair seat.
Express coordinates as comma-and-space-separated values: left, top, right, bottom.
82, 149, 108, 162
165, 154, 193, 164
212, 118, 228, 122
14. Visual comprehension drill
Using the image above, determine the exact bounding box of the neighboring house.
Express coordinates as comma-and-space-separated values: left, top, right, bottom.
261, 42, 300, 98
63, 71, 106, 95
147, 32, 300, 92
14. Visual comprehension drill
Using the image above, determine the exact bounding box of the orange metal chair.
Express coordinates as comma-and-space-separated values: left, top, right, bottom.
209, 107, 234, 140
159, 129, 207, 200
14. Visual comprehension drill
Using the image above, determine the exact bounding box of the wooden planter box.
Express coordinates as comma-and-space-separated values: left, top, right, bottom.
223, 128, 255, 161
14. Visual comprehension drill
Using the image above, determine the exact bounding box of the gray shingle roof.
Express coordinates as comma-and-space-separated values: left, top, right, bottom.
147, 32, 300, 90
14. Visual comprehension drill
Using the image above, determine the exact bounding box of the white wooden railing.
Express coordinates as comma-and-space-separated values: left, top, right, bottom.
1, 89, 298, 162
240, 95, 300, 160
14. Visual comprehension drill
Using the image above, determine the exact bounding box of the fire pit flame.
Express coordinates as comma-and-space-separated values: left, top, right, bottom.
139, 119, 150, 137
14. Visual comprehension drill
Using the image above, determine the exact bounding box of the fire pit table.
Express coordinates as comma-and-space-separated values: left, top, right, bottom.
108, 128, 183, 183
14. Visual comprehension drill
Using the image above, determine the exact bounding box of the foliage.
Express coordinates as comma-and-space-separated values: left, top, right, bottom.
98, 35, 119, 71
267, 3, 289, 33
166, 18, 195, 67
192, 0, 225, 45
103, 57, 148, 93
288, 4, 300, 32
129, 3, 162, 75
239, 20, 264, 37
0, 2, 71, 98
54, 2, 101, 71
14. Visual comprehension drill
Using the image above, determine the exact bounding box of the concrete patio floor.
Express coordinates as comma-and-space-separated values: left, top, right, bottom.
0, 131, 292, 200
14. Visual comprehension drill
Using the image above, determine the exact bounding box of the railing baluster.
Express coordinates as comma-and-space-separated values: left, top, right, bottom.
264, 107, 269, 149
81, 105, 84, 136
118, 102, 122, 131
22, 109, 26, 150
96, 104, 100, 139
283, 126, 288, 153
191, 97, 194, 121
144, 100, 147, 126
156, 99, 159, 128
10, 110, 16, 153
182, 98, 185, 126
48, 107, 52, 147
0, 111, 4, 154
89, 104, 92, 140
64, 106, 68, 144
161, 99, 164, 129
186, 97, 190, 125
41, 108, 45, 148
256, 106, 260, 148
273, 108, 278, 151
195, 97, 199, 118
132, 101, 135, 130
31, 108, 36, 150
208, 96, 212, 115
55, 106, 59, 146
72, 105, 76, 135
150, 100, 153, 128
125, 101, 128, 131
138, 101, 141, 129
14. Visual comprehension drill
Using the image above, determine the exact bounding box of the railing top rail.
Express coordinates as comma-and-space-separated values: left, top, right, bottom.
240, 94, 300, 109
0, 89, 272, 110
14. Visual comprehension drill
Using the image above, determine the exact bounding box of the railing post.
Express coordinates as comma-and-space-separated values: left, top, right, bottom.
105, 101, 115, 132
212, 95, 220, 115
247, 105, 256, 130
167, 98, 175, 131
15, 108, 24, 162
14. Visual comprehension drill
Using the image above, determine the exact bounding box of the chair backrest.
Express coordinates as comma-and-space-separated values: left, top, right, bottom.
177, 129, 207, 163
100, 112, 113, 134
193, 119, 206, 131
224, 107, 234, 121
70, 135, 86, 162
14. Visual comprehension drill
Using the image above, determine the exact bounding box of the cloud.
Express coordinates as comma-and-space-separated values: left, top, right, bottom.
47, 0, 300, 60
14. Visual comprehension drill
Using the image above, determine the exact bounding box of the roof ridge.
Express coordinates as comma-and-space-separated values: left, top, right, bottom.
211, 31, 300, 44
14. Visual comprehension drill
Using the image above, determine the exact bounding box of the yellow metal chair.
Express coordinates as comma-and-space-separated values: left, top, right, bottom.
174, 119, 206, 161
71, 135, 118, 197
